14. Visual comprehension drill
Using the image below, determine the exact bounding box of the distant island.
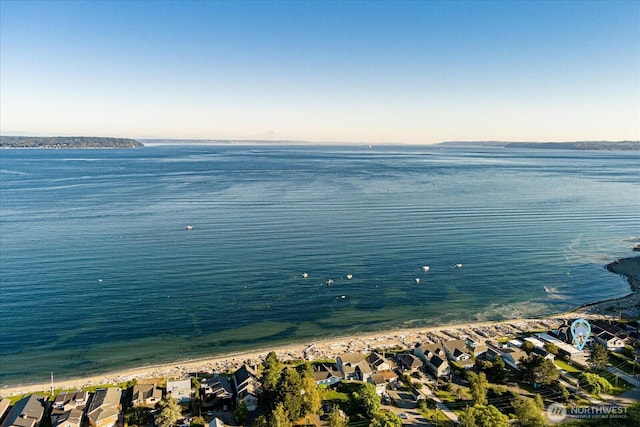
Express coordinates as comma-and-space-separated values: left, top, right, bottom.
0, 136, 144, 149
438, 140, 640, 151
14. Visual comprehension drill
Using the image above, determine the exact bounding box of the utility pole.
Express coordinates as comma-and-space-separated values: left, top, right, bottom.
435, 406, 439, 427
50, 372, 54, 397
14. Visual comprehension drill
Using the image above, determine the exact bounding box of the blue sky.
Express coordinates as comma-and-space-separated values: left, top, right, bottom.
1, 0, 638, 143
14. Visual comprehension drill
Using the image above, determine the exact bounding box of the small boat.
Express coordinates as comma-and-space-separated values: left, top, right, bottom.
422, 266, 430, 272
455, 263, 463, 268
326, 279, 334, 286
346, 274, 353, 280
185, 225, 193, 230
302, 273, 309, 279
415, 278, 420, 283
341, 295, 346, 299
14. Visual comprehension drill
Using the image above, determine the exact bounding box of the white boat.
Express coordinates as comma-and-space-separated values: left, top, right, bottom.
326, 279, 334, 286
185, 225, 193, 230
455, 263, 462, 268
415, 278, 420, 283
422, 266, 430, 272
346, 274, 353, 280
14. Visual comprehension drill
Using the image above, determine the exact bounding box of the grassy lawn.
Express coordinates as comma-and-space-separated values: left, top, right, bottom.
609, 352, 640, 376
435, 389, 457, 403
418, 408, 454, 426
555, 359, 582, 374
322, 389, 350, 402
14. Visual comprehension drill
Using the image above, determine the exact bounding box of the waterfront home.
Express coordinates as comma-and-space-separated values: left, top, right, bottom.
465, 338, 488, 357
130, 384, 162, 407
86, 388, 121, 427
0, 400, 10, 423
313, 364, 342, 387
201, 374, 233, 400
443, 340, 474, 369
367, 352, 394, 371
336, 353, 372, 381
414, 343, 450, 377
53, 391, 88, 412
233, 365, 261, 412
594, 331, 626, 352
53, 409, 83, 427
500, 348, 528, 370
395, 353, 423, 373
536, 332, 583, 360
0, 395, 44, 427
166, 379, 192, 404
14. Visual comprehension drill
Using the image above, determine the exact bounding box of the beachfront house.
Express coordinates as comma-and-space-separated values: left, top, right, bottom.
166, 379, 192, 404
367, 352, 394, 371
53, 391, 88, 412
0, 395, 44, 427
130, 384, 162, 407
86, 388, 121, 427
336, 353, 372, 382
443, 340, 474, 369
594, 331, 626, 352
50, 391, 88, 427
202, 374, 234, 400
500, 348, 528, 370
395, 353, 423, 374
414, 343, 450, 377
233, 365, 261, 412
53, 409, 83, 427
313, 364, 342, 387
536, 333, 583, 360
465, 338, 488, 357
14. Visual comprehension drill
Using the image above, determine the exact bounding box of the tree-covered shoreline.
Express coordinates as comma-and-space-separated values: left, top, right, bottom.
0, 136, 144, 148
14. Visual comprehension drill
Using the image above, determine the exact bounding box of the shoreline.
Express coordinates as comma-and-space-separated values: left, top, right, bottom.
2, 257, 638, 399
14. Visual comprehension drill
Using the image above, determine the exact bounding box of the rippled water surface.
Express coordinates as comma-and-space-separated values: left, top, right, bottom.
1, 145, 638, 384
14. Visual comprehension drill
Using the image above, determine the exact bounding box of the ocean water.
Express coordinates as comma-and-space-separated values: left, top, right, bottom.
1, 144, 638, 385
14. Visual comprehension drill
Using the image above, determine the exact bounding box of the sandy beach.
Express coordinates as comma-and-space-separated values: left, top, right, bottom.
2, 257, 637, 399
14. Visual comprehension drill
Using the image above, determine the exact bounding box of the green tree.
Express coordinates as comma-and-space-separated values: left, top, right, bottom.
261, 351, 282, 410
534, 393, 544, 410
233, 400, 249, 425
155, 395, 182, 427
190, 416, 205, 427
354, 382, 381, 418
262, 351, 282, 390
467, 371, 489, 405
543, 342, 559, 356
327, 405, 347, 427
277, 368, 304, 421
522, 341, 535, 354
269, 403, 291, 427
513, 397, 546, 427
458, 404, 509, 427
521, 356, 558, 386
124, 407, 151, 427
369, 410, 402, 427
590, 343, 609, 370
579, 372, 612, 394
299, 362, 321, 415
488, 355, 507, 384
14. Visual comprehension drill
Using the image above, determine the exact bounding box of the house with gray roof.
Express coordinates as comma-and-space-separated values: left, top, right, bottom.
86, 388, 121, 427
0, 395, 44, 427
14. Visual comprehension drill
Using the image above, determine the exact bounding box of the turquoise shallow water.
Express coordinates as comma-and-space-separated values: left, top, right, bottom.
0, 145, 638, 385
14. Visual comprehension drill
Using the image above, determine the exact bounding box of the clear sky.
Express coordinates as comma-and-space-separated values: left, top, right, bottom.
1, 0, 638, 143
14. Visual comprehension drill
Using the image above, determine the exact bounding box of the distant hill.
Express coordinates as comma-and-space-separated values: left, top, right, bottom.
438, 141, 640, 151
0, 136, 144, 148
